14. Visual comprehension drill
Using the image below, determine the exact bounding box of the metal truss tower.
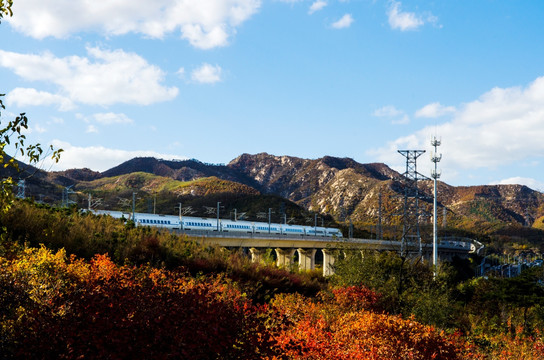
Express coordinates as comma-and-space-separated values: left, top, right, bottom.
62, 185, 76, 207
16, 180, 25, 199
397, 150, 428, 257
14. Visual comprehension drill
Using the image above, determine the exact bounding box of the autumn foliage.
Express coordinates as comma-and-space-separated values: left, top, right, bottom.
0, 247, 275, 359
270, 289, 463, 360
1, 203, 544, 359
1, 243, 544, 359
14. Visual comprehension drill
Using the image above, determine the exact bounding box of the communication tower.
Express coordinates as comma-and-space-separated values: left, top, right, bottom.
430, 137, 442, 274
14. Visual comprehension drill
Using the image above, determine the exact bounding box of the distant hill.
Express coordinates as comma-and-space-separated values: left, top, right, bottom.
5, 152, 544, 244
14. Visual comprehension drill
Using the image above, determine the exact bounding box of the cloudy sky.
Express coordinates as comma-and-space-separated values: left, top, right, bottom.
1, 0, 544, 190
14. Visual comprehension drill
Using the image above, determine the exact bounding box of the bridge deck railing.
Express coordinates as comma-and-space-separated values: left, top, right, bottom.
173, 229, 476, 252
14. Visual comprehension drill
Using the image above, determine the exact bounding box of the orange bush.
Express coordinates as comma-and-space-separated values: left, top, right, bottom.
1, 249, 276, 359
270, 288, 464, 360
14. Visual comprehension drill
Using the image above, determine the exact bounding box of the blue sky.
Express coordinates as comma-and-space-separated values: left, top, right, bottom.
1, 0, 544, 190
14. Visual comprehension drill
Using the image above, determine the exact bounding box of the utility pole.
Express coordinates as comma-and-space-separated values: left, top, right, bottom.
176, 203, 183, 230
268, 208, 272, 233
431, 136, 442, 277
132, 192, 136, 223
377, 192, 382, 240
217, 202, 221, 231
314, 213, 318, 237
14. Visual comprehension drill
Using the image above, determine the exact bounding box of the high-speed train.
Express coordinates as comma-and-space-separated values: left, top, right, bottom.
91, 210, 343, 238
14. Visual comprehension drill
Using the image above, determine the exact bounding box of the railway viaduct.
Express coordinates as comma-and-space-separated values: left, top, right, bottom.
175, 230, 479, 276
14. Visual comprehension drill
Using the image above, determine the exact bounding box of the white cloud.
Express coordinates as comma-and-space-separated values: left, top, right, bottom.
34, 124, 47, 133
373, 105, 409, 124
415, 102, 456, 118
191, 63, 223, 84
50, 117, 65, 124
8, 0, 261, 49
373, 105, 403, 117
6, 87, 75, 111
308, 1, 327, 14
331, 14, 354, 29
44, 140, 188, 172
369, 76, 544, 183
387, 1, 424, 31
491, 177, 544, 192
86, 125, 99, 134
392, 114, 410, 125
0, 47, 178, 106
93, 112, 134, 125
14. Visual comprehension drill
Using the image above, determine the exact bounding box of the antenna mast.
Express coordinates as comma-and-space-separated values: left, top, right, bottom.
431, 136, 442, 275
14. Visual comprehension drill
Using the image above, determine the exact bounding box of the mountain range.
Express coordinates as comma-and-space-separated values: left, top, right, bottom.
7, 153, 544, 244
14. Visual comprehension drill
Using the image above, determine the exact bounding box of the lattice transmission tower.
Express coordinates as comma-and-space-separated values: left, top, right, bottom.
16, 180, 25, 199
397, 150, 429, 257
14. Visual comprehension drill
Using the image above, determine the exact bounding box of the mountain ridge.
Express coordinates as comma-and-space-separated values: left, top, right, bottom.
11, 153, 544, 242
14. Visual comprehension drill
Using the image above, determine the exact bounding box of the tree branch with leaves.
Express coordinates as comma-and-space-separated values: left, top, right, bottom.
0, 1, 63, 213
0, 0, 13, 20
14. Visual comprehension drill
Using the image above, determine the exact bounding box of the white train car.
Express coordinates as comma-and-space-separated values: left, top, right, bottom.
326, 228, 343, 238
221, 219, 253, 233
182, 216, 218, 231
137, 213, 180, 228
281, 224, 306, 236
253, 221, 281, 235
90, 210, 343, 238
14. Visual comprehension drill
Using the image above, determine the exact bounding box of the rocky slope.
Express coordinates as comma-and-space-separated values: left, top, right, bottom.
7, 153, 544, 238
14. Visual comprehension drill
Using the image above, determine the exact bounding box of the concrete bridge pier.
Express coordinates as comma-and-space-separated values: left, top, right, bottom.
275, 248, 296, 268
249, 247, 267, 264
297, 248, 316, 271
322, 249, 336, 276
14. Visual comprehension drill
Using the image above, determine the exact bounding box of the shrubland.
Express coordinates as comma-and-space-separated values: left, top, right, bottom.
1, 200, 544, 359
